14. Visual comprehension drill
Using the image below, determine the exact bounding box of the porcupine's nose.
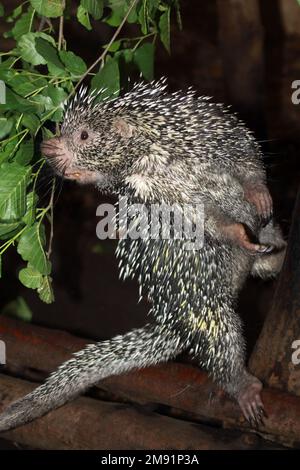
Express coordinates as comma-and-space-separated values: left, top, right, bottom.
40, 137, 61, 159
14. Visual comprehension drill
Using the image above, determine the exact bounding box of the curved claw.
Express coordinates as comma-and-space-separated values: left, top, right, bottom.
245, 185, 273, 226
261, 212, 273, 228
237, 379, 267, 428
256, 244, 274, 254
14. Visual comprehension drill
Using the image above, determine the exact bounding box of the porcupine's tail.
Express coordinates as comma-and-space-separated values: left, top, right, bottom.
0, 323, 182, 432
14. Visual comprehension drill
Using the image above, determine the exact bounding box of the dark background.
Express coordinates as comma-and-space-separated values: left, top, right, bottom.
1, 0, 300, 356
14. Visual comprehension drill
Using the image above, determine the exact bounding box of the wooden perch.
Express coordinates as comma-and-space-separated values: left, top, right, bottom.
0, 316, 299, 447
1, 373, 267, 450
250, 188, 300, 396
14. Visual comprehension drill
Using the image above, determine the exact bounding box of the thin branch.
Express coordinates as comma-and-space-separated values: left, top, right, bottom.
56, 1, 65, 134
73, 0, 139, 94
38, 16, 53, 32
47, 178, 56, 258
58, 1, 65, 51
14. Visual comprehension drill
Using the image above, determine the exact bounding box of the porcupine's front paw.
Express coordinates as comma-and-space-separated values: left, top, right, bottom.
244, 184, 273, 226
222, 222, 273, 254
237, 375, 267, 427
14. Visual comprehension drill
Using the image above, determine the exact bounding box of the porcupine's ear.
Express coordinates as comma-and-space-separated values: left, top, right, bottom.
113, 117, 134, 138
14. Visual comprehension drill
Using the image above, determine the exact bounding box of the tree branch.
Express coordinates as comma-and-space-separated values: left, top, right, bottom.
74, 0, 139, 93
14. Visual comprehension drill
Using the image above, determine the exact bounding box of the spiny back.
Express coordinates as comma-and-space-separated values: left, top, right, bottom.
61, 78, 263, 182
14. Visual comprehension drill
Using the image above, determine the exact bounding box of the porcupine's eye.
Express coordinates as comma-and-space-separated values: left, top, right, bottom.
80, 130, 89, 141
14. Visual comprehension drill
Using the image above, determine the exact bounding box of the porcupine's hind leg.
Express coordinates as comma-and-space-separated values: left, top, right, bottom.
188, 302, 265, 426
185, 239, 266, 426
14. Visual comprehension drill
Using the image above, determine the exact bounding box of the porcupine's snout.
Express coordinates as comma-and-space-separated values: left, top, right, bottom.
40, 137, 62, 158
41, 137, 101, 184
41, 137, 72, 175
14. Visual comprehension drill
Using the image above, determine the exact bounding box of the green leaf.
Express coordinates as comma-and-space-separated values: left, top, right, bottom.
7, 72, 47, 98
0, 57, 16, 71
103, 40, 121, 53
115, 48, 133, 64
42, 84, 67, 121
0, 88, 37, 114
15, 139, 34, 165
30, 0, 64, 18
134, 42, 154, 81
106, 0, 137, 24
159, 7, 171, 53
37, 276, 54, 303
77, 5, 92, 30
8, 74, 36, 96
106, 0, 129, 9
22, 113, 40, 133
30, 94, 54, 114
12, 4, 23, 19
81, 0, 103, 20
0, 66, 17, 83
174, 0, 182, 30
105, 9, 123, 26
0, 118, 13, 139
0, 3, 4, 17
18, 32, 56, 66
0, 163, 31, 221
127, 7, 138, 24
47, 62, 67, 78
2, 296, 33, 322
22, 191, 37, 226
91, 58, 120, 99
0, 140, 18, 165
18, 32, 45, 65
17, 222, 51, 275
59, 50, 87, 76
46, 84, 68, 105
11, 8, 34, 40
35, 37, 64, 69
0, 221, 22, 237
138, 0, 148, 35
19, 264, 43, 289
42, 127, 55, 140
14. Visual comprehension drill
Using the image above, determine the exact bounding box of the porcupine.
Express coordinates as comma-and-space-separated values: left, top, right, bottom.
0, 79, 286, 432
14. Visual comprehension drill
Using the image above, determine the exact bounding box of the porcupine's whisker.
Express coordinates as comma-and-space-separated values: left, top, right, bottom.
41, 146, 60, 153
49, 163, 68, 208
257, 138, 279, 143
34, 159, 67, 206
53, 177, 65, 208
35, 169, 65, 209
35, 176, 57, 206
48, 157, 66, 172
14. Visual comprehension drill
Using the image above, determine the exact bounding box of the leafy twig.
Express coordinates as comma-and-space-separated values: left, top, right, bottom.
47, 178, 56, 258
58, 1, 65, 51
56, 1, 66, 134
73, 0, 139, 94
